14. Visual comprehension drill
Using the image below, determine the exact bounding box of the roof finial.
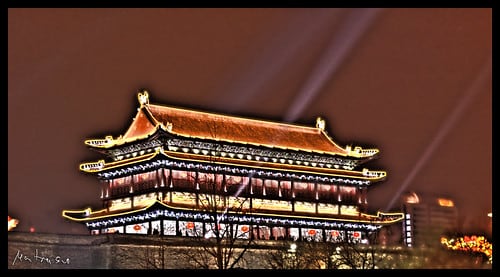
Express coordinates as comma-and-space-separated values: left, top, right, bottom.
138, 89, 149, 106
316, 116, 325, 131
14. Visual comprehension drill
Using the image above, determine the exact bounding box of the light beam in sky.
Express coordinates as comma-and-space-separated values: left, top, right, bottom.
384, 56, 492, 211
215, 9, 339, 112
284, 8, 383, 122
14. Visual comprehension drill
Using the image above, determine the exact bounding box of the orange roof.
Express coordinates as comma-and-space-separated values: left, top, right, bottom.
143, 104, 346, 154
86, 91, 379, 158
122, 107, 157, 139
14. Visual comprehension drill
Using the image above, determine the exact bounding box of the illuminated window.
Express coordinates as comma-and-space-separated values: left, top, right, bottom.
179, 221, 203, 237
103, 226, 124, 234
317, 183, 335, 200
163, 220, 176, 236
226, 175, 242, 185
289, 228, 300, 240
126, 223, 148, 234
227, 196, 250, 210
151, 220, 161, 234
137, 172, 153, 182
280, 181, 292, 198
437, 198, 454, 207
405, 192, 420, 204
236, 225, 250, 239
294, 182, 315, 200
113, 177, 127, 186
327, 229, 344, 242
205, 223, 228, 238
226, 175, 245, 194
251, 178, 264, 196
302, 228, 323, 242
318, 203, 338, 214
264, 179, 279, 197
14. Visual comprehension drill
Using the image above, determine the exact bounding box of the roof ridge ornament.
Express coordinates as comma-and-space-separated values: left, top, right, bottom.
316, 116, 325, 131
138, 89, 149, 106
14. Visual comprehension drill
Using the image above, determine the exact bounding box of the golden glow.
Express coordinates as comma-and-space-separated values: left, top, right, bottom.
318, 203, 339, 215
437, 198, 454, 207
316, 117, 326, 130
137, 89, 149, 106
166, 150, 386, 180
171, 191, 197, 206
441, 235, 492, 264
84, 135, 115, 148
227, 196, 250, 210
63, 199, 404, 225
133, 193, 156, 208
488, 212, 492, 217
345, 145, 379, 158
80, 151, 158, 173
294, 201, 316, 213
253, 199, 292, 212
80, 148, 386, 183
8, 216, 19, 231
340, 205, 359, 216
109, 198, 132, 211
404, 192, 420, 204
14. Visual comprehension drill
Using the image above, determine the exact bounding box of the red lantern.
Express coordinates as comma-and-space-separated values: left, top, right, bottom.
331, 230, 339, 237
241, 225, 249, 232
353, 231, 360, 238
186, 222, 195, 229
308, 229, 316, 235
133, 224, 141, 231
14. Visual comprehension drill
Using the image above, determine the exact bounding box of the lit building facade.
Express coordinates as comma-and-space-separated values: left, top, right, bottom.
63, 90, 403, 243
401, 192, 459, 247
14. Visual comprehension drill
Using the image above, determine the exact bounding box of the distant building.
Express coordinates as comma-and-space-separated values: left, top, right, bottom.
401, 192, 459, 247
63, 90, 403, 243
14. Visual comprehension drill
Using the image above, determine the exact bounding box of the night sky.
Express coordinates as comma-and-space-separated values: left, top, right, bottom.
8, 8, 492, 235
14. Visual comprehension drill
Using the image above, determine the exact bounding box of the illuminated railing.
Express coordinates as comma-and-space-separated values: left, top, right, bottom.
362, 169, 386, 178
358, 148, 378, 156
84, 136, 114, 147
80, 160, 104, 171
347, 146, 379, 158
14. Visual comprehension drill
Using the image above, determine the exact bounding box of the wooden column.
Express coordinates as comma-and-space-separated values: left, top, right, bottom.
248, 176, 253, 209
314, 182, 319, 214
195, 169, 199, 209
337, 184, 341, 214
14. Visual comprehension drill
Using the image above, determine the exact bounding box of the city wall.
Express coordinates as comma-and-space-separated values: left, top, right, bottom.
7, 232, 274, 269
9, 232, 486, 269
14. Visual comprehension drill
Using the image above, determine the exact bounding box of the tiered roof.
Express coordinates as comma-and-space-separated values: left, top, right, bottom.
85, 91, 379, 158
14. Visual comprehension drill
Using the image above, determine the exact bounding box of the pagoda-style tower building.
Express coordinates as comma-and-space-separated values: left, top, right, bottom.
63, 90, 403, 243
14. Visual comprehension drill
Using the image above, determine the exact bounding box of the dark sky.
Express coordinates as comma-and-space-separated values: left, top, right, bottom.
8, 8, 492, 235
